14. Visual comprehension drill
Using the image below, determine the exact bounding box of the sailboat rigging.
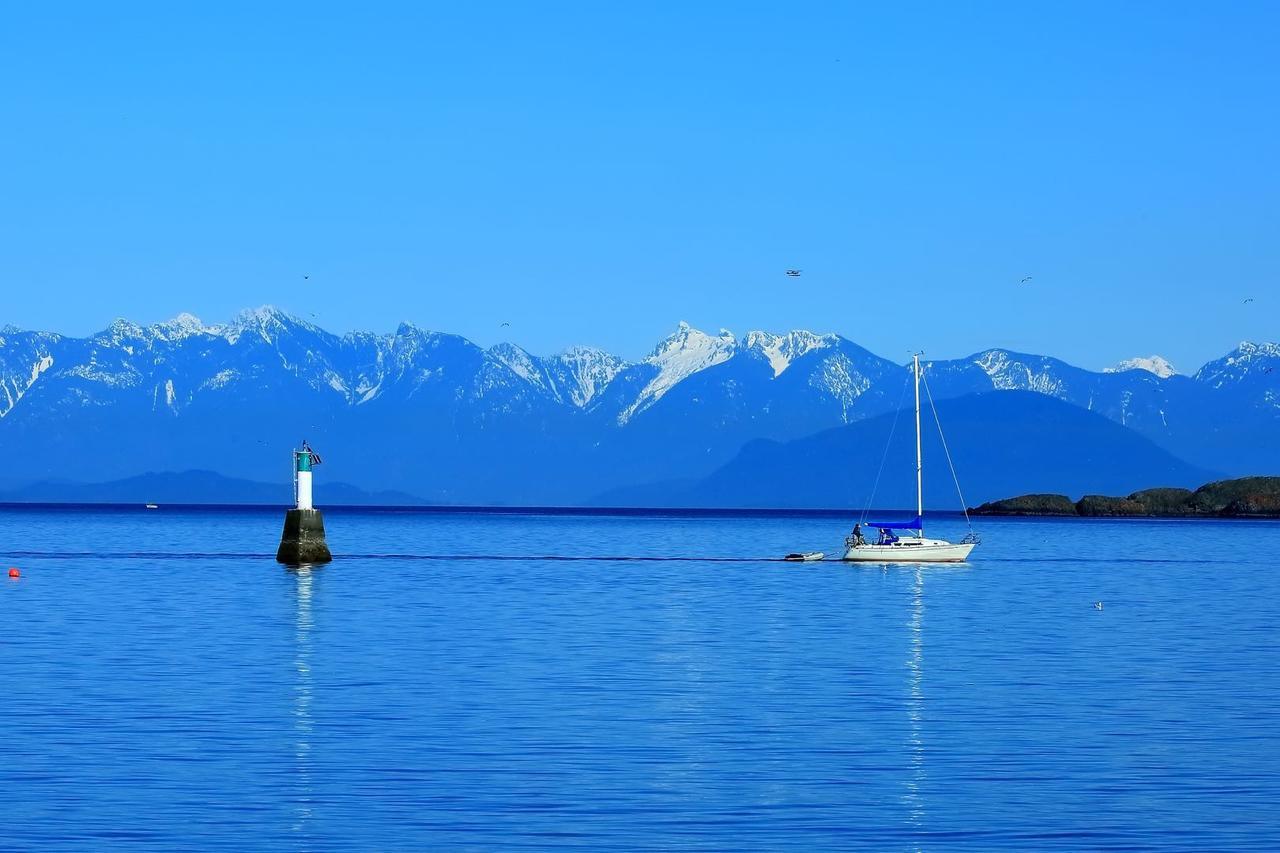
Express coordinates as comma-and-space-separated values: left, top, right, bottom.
842, 354, 977, 562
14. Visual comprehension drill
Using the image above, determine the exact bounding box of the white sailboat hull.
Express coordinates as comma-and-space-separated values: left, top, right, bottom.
842, 538, 974, 563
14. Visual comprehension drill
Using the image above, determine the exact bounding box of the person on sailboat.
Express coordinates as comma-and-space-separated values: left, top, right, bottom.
851, 523, 864, 547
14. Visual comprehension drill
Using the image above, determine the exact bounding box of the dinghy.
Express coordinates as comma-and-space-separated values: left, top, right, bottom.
843, 354, 977, 563
784, 552, 825, 562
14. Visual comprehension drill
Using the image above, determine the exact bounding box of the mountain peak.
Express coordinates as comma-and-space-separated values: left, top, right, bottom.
1234, 340, 1280, 359
483, 342, 627, 408
650, 323, 735, 357
970, 349, 1072, 395
487, 341, 541, 384
230, 305, 295, 328
95, 318, 148, 346
560, 343, 616, 359
1194, 341, 1280, 387
619, 324, 738, 422
1105, 355, 1178, 378
221, 306, 339, 347
742, 330, 836, 377
393, 321, 434, 338
153, 312, 209, 340
488, 340, 528, 357
549, 346, 628, 407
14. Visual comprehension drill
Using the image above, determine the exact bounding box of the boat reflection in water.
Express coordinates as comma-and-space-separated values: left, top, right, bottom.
897, 563, 971, 841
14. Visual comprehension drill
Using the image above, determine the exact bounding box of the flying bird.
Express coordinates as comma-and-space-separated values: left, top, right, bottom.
303, 274, 310, 280
1020, 276, 1033, 284
1244, 298, 1254, 304
785, 269, 802, 277
500, 322, 510, 327
1094, 601, 1104, 610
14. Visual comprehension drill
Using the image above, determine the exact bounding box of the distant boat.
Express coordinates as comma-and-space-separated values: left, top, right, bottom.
843, 354, 977, 563
784, 551, 824, 562
145, 504, 159, 510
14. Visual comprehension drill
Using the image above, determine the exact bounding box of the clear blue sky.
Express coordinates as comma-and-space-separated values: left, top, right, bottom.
2, 1, 1276, 371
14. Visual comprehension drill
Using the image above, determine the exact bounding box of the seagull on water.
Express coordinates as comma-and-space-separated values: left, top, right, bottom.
1094, 601, 1104, 610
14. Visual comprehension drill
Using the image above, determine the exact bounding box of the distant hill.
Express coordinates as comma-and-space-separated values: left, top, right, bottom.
597, 392, 1220, 509
0, 470, 429, 506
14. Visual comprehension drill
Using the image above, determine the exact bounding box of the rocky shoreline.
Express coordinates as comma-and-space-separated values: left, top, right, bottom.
971, 477, 1280, 518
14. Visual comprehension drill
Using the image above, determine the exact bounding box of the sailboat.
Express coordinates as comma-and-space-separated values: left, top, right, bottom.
842, 354, 977, 563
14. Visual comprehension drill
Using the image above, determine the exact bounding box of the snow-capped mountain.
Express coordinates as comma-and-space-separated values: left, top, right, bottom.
844, 344, 1278, 476
853, 348, 1163, 427
743, 330, 835, 378
0, 328, 60, 419
1105, 355, 1179, 378
920, 348, 1177, 426
1194, 341, 1280, 391
0, 310, 1276, 503
0, 308, 624, 418
571, 326, 899, 496
617, 322, 737, 423
486, 342, 626, 409
0, 310, 896, 500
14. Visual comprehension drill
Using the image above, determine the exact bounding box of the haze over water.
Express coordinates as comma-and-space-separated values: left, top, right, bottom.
3, 507, 1279, 849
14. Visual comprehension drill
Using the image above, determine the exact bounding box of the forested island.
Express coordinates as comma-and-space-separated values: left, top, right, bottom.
971, 477, 1280, 518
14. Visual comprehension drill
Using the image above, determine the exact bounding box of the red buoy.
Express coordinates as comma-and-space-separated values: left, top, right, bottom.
7, 568, 19, 579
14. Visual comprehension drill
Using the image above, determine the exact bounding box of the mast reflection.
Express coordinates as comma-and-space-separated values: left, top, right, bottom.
903, 566, 925, 830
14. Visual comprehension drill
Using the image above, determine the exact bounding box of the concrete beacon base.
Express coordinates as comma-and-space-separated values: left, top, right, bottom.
276, 508, 332, 564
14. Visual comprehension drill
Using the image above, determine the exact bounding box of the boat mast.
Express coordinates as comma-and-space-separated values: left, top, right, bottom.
914, 354, 923, 533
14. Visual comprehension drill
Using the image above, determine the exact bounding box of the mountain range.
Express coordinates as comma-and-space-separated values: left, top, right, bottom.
1, 308, 1276, 507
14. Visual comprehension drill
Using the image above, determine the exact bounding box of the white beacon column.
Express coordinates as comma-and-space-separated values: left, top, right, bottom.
295, 450, 314, 510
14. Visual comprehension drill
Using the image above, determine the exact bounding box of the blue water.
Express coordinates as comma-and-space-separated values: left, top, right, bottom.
2, 507, 1279, 850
